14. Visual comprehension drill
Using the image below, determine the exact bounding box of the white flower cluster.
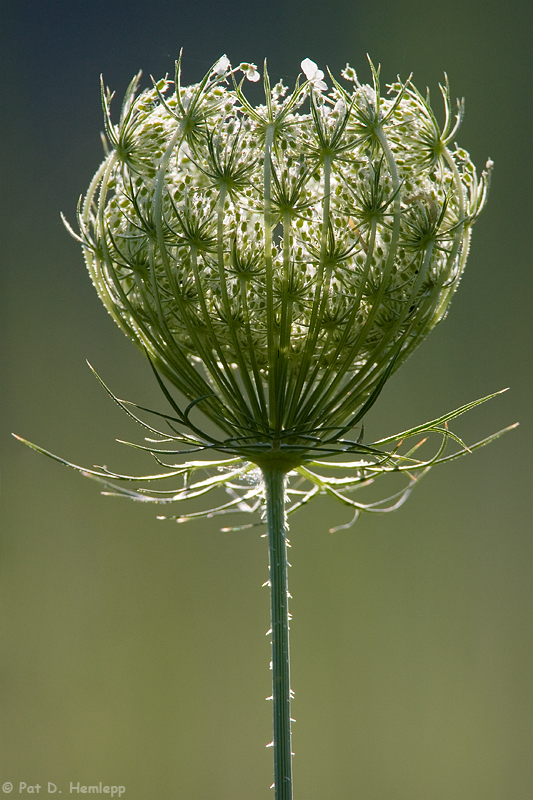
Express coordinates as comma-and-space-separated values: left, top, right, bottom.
75, 55, 491, 445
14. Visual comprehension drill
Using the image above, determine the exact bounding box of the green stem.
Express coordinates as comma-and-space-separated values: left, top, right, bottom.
263, 467, 293, 800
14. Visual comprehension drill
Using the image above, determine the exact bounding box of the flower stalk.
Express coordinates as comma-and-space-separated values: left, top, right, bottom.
264, 468, 293, 800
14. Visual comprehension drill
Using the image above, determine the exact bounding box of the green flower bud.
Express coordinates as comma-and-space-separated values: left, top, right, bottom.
71, 54, 492, 465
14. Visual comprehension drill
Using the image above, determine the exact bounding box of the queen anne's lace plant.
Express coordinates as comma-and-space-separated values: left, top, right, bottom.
38, 53, 509, 514
17, 54, 515, 800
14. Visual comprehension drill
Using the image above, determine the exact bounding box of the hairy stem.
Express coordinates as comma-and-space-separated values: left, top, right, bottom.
263, 467, 292, 800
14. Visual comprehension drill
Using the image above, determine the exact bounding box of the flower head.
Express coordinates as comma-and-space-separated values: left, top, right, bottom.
13, 52, 512, 530
71, 55, 493, 470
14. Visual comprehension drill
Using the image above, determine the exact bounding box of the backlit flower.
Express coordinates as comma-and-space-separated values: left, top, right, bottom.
18, 52, 512, 527
60, 54, 499, 483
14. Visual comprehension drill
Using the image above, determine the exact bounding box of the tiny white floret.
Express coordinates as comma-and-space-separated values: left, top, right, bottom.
301, 58, 319, 80
334, 98, 346, 115
300, 57, 327, 91
240, 62, 260, 82
341, 63, 358, 82
213, 55, 231, 75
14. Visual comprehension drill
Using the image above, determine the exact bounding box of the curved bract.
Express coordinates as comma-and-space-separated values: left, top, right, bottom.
72, 54, 492, 462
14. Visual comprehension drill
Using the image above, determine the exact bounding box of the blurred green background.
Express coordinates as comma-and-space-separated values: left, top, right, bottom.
1, 0, 531, 798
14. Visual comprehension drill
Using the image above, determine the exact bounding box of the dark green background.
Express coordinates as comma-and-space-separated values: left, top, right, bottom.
1, 1, 531, 798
